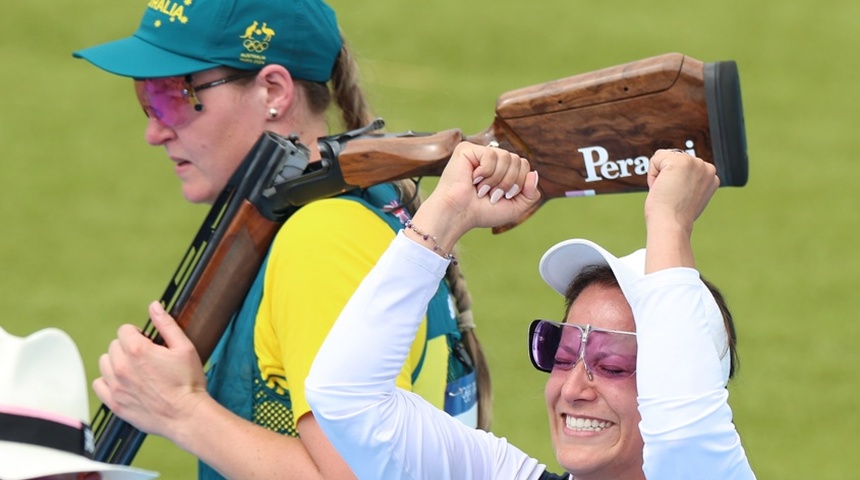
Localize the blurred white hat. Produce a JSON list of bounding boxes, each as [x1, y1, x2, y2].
[[0, 326, 158, 480]]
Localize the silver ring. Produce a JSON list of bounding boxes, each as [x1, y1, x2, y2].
[[668, 148, 686, 154]]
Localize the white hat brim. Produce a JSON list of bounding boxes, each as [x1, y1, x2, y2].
[[0, 441, 158, 480], [538, 238, 645, 300]]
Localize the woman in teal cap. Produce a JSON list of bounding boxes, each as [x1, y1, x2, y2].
[[74, 0, 490, 478]]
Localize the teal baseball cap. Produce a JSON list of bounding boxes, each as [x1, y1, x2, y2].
[[73, 0, 342, 82]]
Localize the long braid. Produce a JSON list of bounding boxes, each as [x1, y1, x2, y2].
[[398, 182, 493, 431], [444, 255, 494, 431], [330, 40, 373, 130], [326, 35, 493, 431]]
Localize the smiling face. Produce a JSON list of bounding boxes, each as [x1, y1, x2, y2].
[[544, 283, 644, 480], [138, 68, 269, 204]]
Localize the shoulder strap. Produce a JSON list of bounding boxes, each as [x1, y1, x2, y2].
[[339, 183, 410, 230]]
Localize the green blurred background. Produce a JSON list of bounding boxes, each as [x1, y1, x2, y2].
[[2, 0, 858, 478]]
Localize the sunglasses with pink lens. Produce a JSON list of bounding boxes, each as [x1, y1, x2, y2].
[[528, 319, 637, 380], [133, 71, 258, 128]]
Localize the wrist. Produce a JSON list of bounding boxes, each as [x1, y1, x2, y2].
[[645, 214, 693, 239], [404, 220, 458, 264], [644, 219, 696, 272], [165, 390, 212, 451], [405, 199, 468, 262]]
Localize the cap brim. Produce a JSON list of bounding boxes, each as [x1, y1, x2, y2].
[[0, 442, 158, 480], [538, 239, 645, 300], [73, 35, 220, 78]]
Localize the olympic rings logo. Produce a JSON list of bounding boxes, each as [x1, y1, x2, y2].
[[243, 39, 269, 53]]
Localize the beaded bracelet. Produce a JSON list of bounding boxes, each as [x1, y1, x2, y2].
[[404, 220, 458, 265]]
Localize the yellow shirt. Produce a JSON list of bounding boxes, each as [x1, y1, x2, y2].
[[253, 197, 450, 426]]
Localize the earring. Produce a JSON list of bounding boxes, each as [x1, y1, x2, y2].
[[268, 107, 278, 119]]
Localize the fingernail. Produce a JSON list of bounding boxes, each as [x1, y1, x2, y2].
[[533, 171, 540, 188], [490, 188, 504, 204], [505, 183, 520, 199], [477, 184, 491, 198], [472, 176, 484, 185]]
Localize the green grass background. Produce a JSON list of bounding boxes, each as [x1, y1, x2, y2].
[[2, 0, 858, 478]]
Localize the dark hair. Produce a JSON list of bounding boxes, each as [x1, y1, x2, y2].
[[701, 276, 739, 378], [562, 264, 739, 379], [562, 265, 620, 318]]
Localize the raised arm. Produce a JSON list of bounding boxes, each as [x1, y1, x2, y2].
[[306, 142, 544, 479], [634, 149, 755, 479], [642, 148, 720, 274]]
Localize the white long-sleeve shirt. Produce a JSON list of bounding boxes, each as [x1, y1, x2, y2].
[[306, 232, 755, 479]]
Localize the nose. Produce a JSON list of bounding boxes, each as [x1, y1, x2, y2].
[[559, 360, 598, 404], [144, 116, 177, 146]]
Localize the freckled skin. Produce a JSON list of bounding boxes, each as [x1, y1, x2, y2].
[[142, 69, 269, 204]]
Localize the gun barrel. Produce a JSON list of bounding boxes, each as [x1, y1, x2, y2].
[[92, 133, 309, 464]]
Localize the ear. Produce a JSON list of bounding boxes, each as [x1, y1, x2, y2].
[[257, 64, 295, 120]]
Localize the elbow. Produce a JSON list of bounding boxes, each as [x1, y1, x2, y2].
[[305, 374, 379, 421], [305, 370, 338, 420], [306, 356, 396, 421], [304, 383, 329, 419]]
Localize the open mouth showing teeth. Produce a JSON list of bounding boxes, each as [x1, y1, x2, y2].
[[565, 416, 612, 432]]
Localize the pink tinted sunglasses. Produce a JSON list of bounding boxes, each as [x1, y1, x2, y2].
[[528, 319, 638, 380], [133, 71, 258, 128]]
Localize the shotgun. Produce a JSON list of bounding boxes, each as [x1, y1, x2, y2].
[[91, 52, 748, 464], [285, 52, 747, 232]]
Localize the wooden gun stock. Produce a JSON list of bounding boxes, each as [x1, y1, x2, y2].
[[296, 52, 747, 232], [170, 202, 279, 359]]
